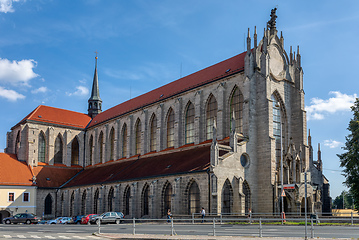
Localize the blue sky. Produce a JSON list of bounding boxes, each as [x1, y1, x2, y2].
[[0, 0, 358, 200]]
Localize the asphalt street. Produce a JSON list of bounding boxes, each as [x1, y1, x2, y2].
[[0, 223, 358, 239]]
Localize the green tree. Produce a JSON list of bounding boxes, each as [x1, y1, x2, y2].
[[333, 190, 354, 209], [338, 98, 359, 211]]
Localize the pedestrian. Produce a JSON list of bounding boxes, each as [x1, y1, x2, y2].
[[201, 207, 205, 223], [248, 208, 252, 224], [167, 209, 172, 223]]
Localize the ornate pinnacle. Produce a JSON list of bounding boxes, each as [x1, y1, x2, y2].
[[267, 8, 277, 35]]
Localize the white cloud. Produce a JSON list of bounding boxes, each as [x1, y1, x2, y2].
[[31, 86, 48, 94], [0, 86, 25, 101], [306, 91, 357, 120], [0, 0, 20, 13], [66, 86, 89, 96], [324, 139, 343, 149], [0, 58, 39, 86]]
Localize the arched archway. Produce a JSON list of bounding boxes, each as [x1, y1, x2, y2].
[[108, 187, 114, 212], [222, 179, 233, 214], [124, 186, 131, 216], [243, 181, 251, 214], [142, 184, 150, 216], [187, 180, 200, 215], [44, 194, 52, 215], [162, 182, 172, 216]]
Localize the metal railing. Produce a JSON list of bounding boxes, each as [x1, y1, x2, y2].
[[96, 213, 359, 238]]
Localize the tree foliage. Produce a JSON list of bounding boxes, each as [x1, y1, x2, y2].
[[333, 190, 354, 209], [337, 98, 359, 211]]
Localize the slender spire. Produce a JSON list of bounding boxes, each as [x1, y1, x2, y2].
[[247, 28, 251, 54], [88, 52, 102, 118]]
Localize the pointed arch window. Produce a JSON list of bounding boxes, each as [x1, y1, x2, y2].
[[142, 185, 150, 216], [222, 180, 232, 214], [135, 119, 141, 155], [206, 95, 218, 140], [70, 192, 75, 217], [81, 191, 87, 215], [15, 131, 20, 156], [89, 135, 94, 165], [167, 108, 175, 148], [94, 189, 99, 214], [163, 183, 172, 216], [124, 186, 131, 216], [71, 137, 79, 165], [54, 135, 63, 164], [109, 128, 115, 161], [188, 181, 200, 214], [108, 187, 114, 212], [243, 181, 251, 214], [150, 115, 157, 152], [122, 124, 128, 158], [44, 194, 52, 215], [185, 102, 195, 144], [230, 87, 243, 133], [38, 132, 46, 163], [98, 131, 104, 163], [272, 95, 284, 176]]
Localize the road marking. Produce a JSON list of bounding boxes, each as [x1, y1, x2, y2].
[[58, 236, 71, 239], [73, 236, 87, 239], [30, 235, 41, 238], [17, 235, 26, 239], [3, 235, 12, 238], [44, 236, 56, 239]]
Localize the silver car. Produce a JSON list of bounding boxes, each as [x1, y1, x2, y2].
[[95, 212, 124, 224]]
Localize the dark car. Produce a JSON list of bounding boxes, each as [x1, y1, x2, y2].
[[94, 212, 124, 224], [70, 215, 85, 224], [4, 213, 39, 224]]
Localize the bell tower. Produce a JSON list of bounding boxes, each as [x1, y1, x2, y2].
[[88, 52, 102, 118]]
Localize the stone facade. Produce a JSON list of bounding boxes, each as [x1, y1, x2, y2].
[[4, 10, 331, 219]]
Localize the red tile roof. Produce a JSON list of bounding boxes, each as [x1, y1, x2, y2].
[[64, 144, 211, 187], [32, 165, 82, 188], [0, 153, 34, 186], [13, 105, 91, 129], [88, 52, 246, 128]]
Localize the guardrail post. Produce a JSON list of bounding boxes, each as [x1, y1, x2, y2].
[[171, 217, 174, 236], [310, 218, 314, 238], [132, 218, 135, 235], [351, 212, 353, 226], [259, 217, 262, 238], [97, 219, 101, 234], [192, 213, 194, 224], [220, 213, 222, 225], [213, 218, 216, 236]]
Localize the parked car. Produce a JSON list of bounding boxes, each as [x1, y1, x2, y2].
[[69, 215, 85, 224], [3, 213, 39, 224], [58, 217, 72, 224], [94, 212, 124, 224], [81, 214, 99, 224], [89, 214, 101, 224], [47, 217, 63, 224]]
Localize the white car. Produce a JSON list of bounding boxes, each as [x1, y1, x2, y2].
[[47, 217, 63, 224]]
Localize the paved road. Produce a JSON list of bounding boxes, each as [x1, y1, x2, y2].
[[0, 223, 358, 239]]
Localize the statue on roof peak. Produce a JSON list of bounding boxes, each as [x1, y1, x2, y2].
[[267, 7, 277, 34]]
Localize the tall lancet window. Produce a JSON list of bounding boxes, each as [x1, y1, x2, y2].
[[166, 108, 175, 148], [54, 135, 63, 164], [122, 124, 128, 158], [272, 95, 283, 177], [135, 119, 141, 155], [230, 87, 243, 133], [98, 132, 104, 163], [38, 132, 46, 163], [150, 115, 157, 152], [89, 135, 93, 165], [206, 94, 217, 140], [71, 137, 79, 165], [109, 128, 115, 161], [185, 102, 195, 144]]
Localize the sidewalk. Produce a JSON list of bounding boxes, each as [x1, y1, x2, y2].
[[95, 233, 354, 240]]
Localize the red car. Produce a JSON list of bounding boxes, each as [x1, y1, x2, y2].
[[81, 214, 98, 224]]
